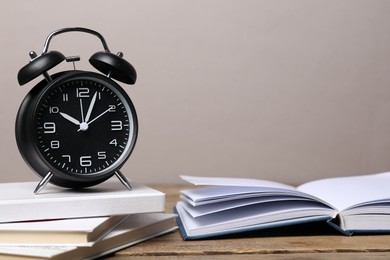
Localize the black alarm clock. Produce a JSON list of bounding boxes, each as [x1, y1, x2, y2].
[[15, 27, 138, 194]]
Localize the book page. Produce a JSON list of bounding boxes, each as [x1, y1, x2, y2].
[[181, 175, 295, 190], [298, 172, 390, 211], [181, 186, 296, 203], [181, 196, 314, 218]]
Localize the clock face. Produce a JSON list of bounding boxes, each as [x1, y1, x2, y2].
[[32, 72, 137, 178]]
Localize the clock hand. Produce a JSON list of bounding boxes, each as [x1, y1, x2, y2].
[[87, 108, 111, 125], [79, 98, 85, 123], [77, 107, 111, 132], [85, 92, 97, 123], [60, 112, 81, 125]]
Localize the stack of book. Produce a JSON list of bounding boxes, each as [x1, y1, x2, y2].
[[175, 173, 390, 240], [0, 180, 177, 259]]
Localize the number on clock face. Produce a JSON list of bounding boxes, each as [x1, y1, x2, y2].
[[34, 78, 135, 175]]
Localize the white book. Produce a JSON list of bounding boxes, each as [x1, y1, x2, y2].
[[0, 213, 178, 260], [0, 180, 165, 223], [175, 172, 390, 239], [0, 215, 128, 245]]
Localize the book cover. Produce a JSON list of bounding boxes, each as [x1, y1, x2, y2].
[[0, 180, 165, 223]]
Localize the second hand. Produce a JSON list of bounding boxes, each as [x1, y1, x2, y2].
[[77, 108, 111, 132]]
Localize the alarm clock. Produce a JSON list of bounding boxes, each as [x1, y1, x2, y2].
[[15, 27, 138, 194]]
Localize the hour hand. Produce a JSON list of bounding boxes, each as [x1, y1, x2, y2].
[[60, 112, 81, 126]]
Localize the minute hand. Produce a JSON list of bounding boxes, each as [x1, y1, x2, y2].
[[85, 92, 97, 123]]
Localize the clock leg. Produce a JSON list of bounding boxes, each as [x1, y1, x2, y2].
[[115, 170, 132, 191], [34, 171, 54, 194]]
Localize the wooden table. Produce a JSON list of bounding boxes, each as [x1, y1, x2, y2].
[[107, 185, 390, 259]]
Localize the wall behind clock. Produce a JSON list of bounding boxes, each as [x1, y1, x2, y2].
[[1, 0, 390, 185]]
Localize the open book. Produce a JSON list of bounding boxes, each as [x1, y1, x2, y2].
[[174, 172, 390, 240]]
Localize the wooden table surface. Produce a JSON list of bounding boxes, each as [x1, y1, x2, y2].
[[106, 185, 390, 259]]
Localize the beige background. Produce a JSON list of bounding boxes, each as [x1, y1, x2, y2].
[[1, 0, 390, 185]]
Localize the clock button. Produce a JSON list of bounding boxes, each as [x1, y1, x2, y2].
[[79, 122, 89, 131]]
